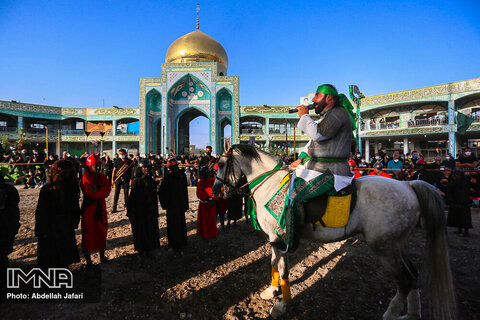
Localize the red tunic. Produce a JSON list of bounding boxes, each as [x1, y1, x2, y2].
[[196, 177, 218, 239], [368, 171, 392, 179], [81, 170, 111, 253], [352, 170, 362, 179]]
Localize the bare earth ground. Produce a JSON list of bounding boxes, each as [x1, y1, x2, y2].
[[2, 187, 480, 320]]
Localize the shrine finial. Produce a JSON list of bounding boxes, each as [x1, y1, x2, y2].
[[196, 3, 200, 30]]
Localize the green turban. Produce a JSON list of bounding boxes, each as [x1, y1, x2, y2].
[[316, 85, 357, 131]]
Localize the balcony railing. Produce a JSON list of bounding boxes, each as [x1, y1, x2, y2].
[[25, 128, 59, 134], [407, 118, 448, 127], [62, 129, 85, 135], [0, 126, 17, 132], [240, 128, 264, 134], [115, 131, 139, 135], [362, 118, 449, 131]]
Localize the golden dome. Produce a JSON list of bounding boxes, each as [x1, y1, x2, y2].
[[165, 30, 228, 72]]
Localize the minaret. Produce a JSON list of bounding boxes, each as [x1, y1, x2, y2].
[[196, 3, 200, 30]]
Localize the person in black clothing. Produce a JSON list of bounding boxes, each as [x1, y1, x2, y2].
[[441, 153, 456, 170], [410, 158, 435, 185], [102, 154, 114, 182], [198, 145, 215, 168], [446, 170, 473, 237], [126, 160, 160, 257], [227, 176, 247, 227], [35, 160, 81, 268], [111, 149, 134, 213], [0, 173, 20, 301], [456, 147, 478, 172], [158, 159, 189, 252]]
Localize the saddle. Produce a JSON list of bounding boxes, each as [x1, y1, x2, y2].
[[303, 181, 356, 228]]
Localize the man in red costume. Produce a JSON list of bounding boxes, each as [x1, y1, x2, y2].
[[81, 153, 112, 266], [196, 166, 218, 238]]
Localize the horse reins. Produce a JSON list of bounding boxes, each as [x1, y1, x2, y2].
[[216, 150, 286, 198]]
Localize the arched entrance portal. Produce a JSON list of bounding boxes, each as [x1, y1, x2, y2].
[[219, 118, 232, 153], [177, 108, 210, 154]]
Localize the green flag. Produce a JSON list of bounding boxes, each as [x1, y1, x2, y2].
[[456, 112, 474, 134]]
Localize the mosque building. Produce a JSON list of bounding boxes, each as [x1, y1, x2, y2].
[[1, 24, 480, 160]]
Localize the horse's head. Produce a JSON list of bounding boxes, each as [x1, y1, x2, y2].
[[212, 144, 260, 198], [212, 149, 241, 198]]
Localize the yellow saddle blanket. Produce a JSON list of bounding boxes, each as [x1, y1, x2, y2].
[[315, 194, 352, 228]]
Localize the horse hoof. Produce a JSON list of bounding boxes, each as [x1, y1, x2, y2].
[[269, 301, 287, 319], [260, 286, 279, 300]]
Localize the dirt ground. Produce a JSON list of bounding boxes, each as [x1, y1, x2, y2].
[[2, 186, 480, 320]]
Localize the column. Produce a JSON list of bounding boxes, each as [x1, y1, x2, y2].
[[447, 100, 456, 156], [403, 137, 409, 154], [410, 140, 415, 153], [265, 118, 270, 150], [448, 132, 455, 156], [365, 138, 370, 161], [112, 119, 117, 155], [17, 116, 23, 130]]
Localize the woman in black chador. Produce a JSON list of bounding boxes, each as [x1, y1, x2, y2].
[[35, 160, 81, 268], [158, 159, 189, 252], [126, 160, 160, 257], [446, 170, 474, 237]]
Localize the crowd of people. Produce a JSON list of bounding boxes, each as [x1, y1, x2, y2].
[[0, 142, 477, 273], [0, 144, 248, 273], [347, 147, 477, 237]]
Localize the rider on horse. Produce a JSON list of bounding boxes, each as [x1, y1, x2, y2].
[[291, 84, 357, 198]]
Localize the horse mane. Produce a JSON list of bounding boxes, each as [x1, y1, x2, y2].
[[230, 144, 261, 161]]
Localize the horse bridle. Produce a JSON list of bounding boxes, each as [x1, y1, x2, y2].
[[215, 149, 287, 197], [215, 150, 246, 196]]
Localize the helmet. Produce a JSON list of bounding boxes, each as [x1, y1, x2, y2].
[[374, 162, 384, 170], [86, 153, 102, 166]]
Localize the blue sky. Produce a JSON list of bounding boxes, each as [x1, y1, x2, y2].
[[1, 0, 479, 147]]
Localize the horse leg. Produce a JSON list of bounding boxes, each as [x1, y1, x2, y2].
[[269, 248, 290, 319], [378, 250, 418, 320], [260, 247, 280, 300], [398, 253, 421, 320]]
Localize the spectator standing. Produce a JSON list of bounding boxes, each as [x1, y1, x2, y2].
[[456, 147, 478, 172], [227, 176, 247, 227], [35, 160, 81, 268], [410, 159, 435, 185], [158, 159, 189, 251], [111, 149, 134, 213], [0, 173, 20, 301], [196, 166, 217, 239], [446, 170, 473, 237], [369, 163, 392, 178], [127, 160, 161, 256], [441, 153, 456, 170]]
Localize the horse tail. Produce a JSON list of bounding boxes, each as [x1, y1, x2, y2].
[[408, 180, 456, 320]]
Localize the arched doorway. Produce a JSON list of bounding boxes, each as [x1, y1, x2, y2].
[[177, 108, 210, 154], [219, 118, 231, 153]]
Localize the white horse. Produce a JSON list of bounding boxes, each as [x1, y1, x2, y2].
[[212, 144, 456, 320]]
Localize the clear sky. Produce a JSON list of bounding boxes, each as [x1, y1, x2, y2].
[[1, 0, 479, 147]]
